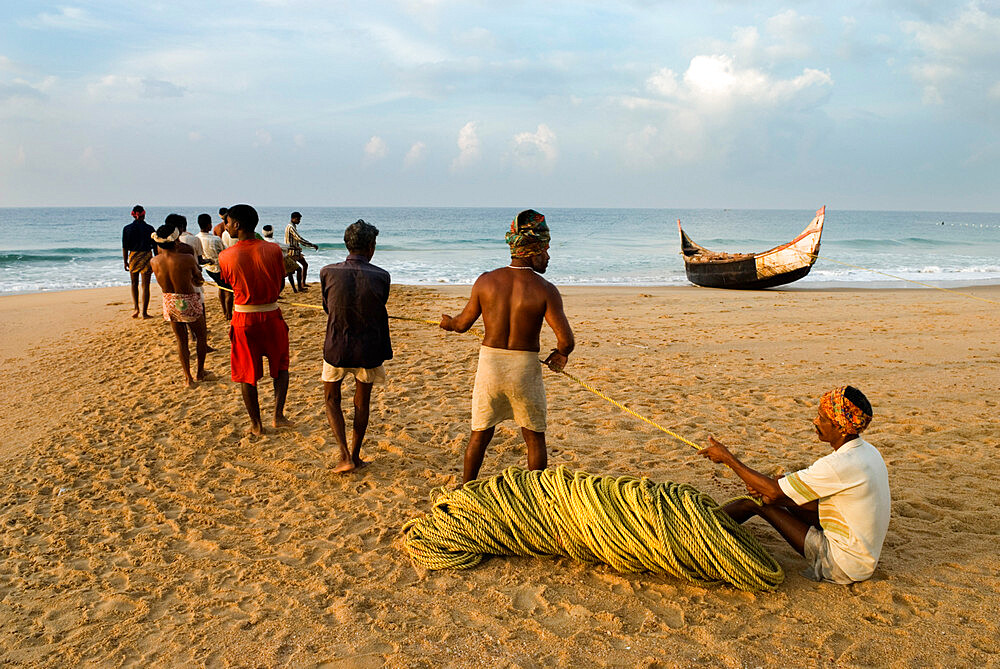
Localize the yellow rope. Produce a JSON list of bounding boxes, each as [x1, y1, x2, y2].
[[207, 281, 697, 449], [401, 465, 784, 591]]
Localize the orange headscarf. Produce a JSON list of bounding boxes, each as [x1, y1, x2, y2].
[[820, 386, 872, 434]]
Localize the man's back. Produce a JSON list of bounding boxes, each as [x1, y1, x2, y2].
[[219, 239, 284, 306], [320, 256, 392, 368], [476, 267, 555, 352], [151, 250, 199, 294], [123, 220, 155, 253]]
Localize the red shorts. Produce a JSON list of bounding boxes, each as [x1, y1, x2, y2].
[[229, 311, 290, 384]]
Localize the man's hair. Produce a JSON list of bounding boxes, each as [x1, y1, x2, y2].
[[843, 386, 873, 416], [153, 223, 176, 250], [219, 207, 228, 216], [226, 204, 259, 233], [290, 211, 301, 220], [262, 224, 273, 232], [165, 213, 187, 232], [132, 205, 144, 214], [198, 213, 212, 231], [344, 219, 378, 252]]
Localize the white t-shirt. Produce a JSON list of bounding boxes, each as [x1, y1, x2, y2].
[[221, 230, 238, 248], [779, 438, 891, 581], [197, 231, 225, 273], [179, 231, 202, 258]]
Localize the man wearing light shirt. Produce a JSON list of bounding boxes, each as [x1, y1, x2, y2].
[[699, 386, 890, 584], [196, 213, 231, 320]]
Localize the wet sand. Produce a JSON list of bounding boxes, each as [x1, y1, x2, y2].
[[1, 283, 999, 666]]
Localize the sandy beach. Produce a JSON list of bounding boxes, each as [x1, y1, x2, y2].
[[1, 282, 999, 667]]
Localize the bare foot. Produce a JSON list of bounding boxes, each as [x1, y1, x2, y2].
[[142, 313, 153, 320], [206, 344, 217, 353], [352, 457, 369, 469], [186, 377, 197, 388], [249, 422, 265, 437], [273, 415, 294, 428], [131, 309, 139, 319], [197, 370, 211, 381], [332, 459, 356, 473]]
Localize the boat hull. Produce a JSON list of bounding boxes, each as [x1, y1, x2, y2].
[[679, 207, 825, 290]]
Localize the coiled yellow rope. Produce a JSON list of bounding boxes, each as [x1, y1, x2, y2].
[[402, 466, 784, 592]]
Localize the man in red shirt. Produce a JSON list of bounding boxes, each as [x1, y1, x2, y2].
[[218, 204, 292, 435]]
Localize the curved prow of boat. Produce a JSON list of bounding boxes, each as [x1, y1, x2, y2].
[[678, 206, 825, 289]]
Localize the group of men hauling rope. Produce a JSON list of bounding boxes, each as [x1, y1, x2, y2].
[[130, 203, 891, 587]]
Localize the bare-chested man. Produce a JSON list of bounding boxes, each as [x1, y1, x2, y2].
[[440, 209, 574, 482], [150, 223, 208, 387]]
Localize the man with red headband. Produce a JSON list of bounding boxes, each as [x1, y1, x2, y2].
[[122, 205, 156, 319], [440, 209, 575, 483], [699, 386, 890, 584]]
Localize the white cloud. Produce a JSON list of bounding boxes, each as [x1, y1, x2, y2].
[[364, 135, 388, 164], [293, 133, 306, 147], [404, 141, 426, 168], [254, 129, 272, 147], [29, 6, 108, 32], [451, 121, 480, 171], [188, 131, 203, 142], [15, 145, 26, 167], [79, 146, 99, 171], [646, 67, 678, 97], [644, 54, 832, 111], [510, 124, 557, 172], [903, 4, 1000, 107]]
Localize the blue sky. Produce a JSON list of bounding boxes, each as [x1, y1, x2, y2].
[[0, 1, 998, 210]]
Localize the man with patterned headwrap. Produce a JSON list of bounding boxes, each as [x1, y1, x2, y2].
[[699, 386, 890, 584], [440, 209, 575, 483]]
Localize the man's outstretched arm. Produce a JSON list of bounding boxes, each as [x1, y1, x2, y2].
[[699, 436, 788, 503], [440, 278, 484, 333]]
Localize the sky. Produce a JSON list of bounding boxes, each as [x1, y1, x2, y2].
[[0, 1, 998, 210]]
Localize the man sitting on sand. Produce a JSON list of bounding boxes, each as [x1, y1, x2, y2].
[[440, 209, 575, 483], [699, 386, 890, 584], [149, 223, 208, 387], [319, 220, 392, 473], [218, 204, 292, 436], [122, 205, 156, 319]]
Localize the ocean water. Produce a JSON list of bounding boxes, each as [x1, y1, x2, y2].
[[1, 206, 998, 294]]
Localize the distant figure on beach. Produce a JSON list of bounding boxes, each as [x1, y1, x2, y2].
[[440, 209, 575, 482], [319, 219, 392, 473], [699, 386, 890, 584], [213, 207, 228, 238], [122, 205, 157, 319], [149, 223, 208, 386], [218, 204, 292, 436], [196, 213, 231, 320], [262, 225, 300, 293], [285, 211, 319, 291]]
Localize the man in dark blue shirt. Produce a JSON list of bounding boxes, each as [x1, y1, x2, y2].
[[319, 219, 392, 473], [121, 205, 157, 318]]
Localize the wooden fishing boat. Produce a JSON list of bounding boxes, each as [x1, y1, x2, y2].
[[678, 206, 825, 289]]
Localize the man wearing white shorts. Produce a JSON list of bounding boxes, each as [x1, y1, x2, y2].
[[319, 219, 392, 473], [699, 386, 891, 584], [440, 210, 575, 483]]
